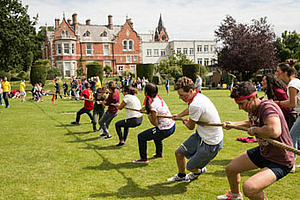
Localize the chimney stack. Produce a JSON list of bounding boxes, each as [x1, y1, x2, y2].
[[108, 15, 113, 30], [72, 13, 78, 25], [67, 19, 71, 25], [86, 19, 91, 25], [55, 18, 60, 29]]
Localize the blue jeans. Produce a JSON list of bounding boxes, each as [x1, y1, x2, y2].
[[3, 92, 9, 107], [99, 111, 118, 135], [0, 93, 3, 105], [115, 117, 143, 142], [137, 124, 175, 159], [290, 116, 300, 158]]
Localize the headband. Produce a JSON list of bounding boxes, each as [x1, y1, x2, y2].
[[234, 91, 257, 102]]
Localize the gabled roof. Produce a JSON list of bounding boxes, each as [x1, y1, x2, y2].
[[78, 25, 123, 43]]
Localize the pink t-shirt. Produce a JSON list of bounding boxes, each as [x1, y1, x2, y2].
[[248, 100, 294, 167]]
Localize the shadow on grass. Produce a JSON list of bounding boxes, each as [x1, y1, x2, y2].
[[80, 144, 119, 150], [66, 136, 100, 143], [33, 102, 184, 199], [209, 159, 232, 166], [208, 169, 258, 178], [90, 174, 188, 199], [64, 130, 94, 135]]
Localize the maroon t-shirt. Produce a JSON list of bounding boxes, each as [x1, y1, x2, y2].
[[248, 100, 294, 167], [273, 86, 292, 117], [105, 89, 119, 114]]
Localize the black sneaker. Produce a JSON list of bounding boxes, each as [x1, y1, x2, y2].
[[116, 142, 125, 147], [103, 135, 112, 139], [71, 121, 79, 125], [99, 133, 107, 137]]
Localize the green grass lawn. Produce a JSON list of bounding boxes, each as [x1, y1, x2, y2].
[[0, 83, 299, 200]]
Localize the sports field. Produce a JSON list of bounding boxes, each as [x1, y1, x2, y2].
[[0, 83, 298, 199]]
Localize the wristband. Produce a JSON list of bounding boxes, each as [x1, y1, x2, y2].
[[250, 127, 254, 134]]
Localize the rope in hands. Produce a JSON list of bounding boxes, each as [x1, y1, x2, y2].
[[122, 106, 300, 155]]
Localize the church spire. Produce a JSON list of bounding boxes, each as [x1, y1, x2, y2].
[[154, 14, 169, 42], [157, 13, 164, 34]]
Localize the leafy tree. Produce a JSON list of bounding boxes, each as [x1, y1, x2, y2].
[[275, 30, 300, 62], [215, 15, 277, 80], [157, 53, 193, 80], [0, 0, 38, 72]]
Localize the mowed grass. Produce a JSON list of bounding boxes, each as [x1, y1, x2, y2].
[[0, 83, 299, 200]]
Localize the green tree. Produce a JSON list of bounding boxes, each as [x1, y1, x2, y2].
[[0, 0, 38, 72], [275, 31, 300, 62], [157, 53, 193, 80]]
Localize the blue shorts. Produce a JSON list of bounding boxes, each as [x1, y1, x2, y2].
[[177, 132, 223, 170], [247, 146, 292, 180]]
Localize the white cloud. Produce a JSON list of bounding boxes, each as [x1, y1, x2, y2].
[[23, 0, 300, 39]]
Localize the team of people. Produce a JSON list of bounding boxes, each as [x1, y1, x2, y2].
[[1, 58, 299, 200]]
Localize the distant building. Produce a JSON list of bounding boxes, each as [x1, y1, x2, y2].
[[42, 14, 141, 78], [140, 15, 217, 66]]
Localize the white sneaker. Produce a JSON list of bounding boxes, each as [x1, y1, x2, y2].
[[290, 165, 296, 173], [217, 191, 243, 200], [167, 174, 190, 182], [186, 167, 207, 181]]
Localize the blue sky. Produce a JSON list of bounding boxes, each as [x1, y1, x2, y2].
[[23, 0, 300, 40]]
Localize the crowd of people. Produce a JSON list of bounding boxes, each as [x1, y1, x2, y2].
[[2, 59, 300, 200]]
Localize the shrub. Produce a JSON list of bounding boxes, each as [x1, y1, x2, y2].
[[30, 59, 49, 86], [182, 64, 200, 82], [0, 71, 11, 80], [137, 64, 154, 82], [86, 62, 103, 83], [47, 68, 62, 80]]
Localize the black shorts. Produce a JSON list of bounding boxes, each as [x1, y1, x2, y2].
[[247, 146, 292, 180]]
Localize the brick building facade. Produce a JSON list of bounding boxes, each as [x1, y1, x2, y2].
[[42, 14, 141, 78]]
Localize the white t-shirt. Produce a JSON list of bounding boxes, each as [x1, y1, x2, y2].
[[189, 93, 223, 145], [287, 78, 300, 113], [123, 94, 143, 118], [151, 96, 175, 130]]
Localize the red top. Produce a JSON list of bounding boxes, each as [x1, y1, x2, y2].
[[273, 86, 291, 117], [82, 89, 94, 110], [249, 100, 294, 167], [105, 89, 119, 114]]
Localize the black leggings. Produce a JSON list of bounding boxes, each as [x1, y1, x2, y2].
[[115, 117, 143, 142]]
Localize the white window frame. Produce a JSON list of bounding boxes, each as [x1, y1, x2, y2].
[[86, 44, 92, 55], [211, 45, 215, 52], [128, 40, 133, 51], [126, 55, 131, 63], [189, 48, 194, 55], [133, 55, 138, 61], [117, 65, 124, 72], [57, 44, 62, 55], [204, 58, 209, 66], [161, 49, 166, 56], [177, 48, 181, 54], [197, 58, 202, 65], [183, 48, 188, 55], [64, 43, 70, 55], [197, 45, 202, 53], [146, 49, 152, 56], [153, 49, 159, 56], [123, 40, 127, 51], [71, 43, 75, 54], [104, 61, 111, 67], [204, 45, 209, 52], [103, 44, 110, 56], [130, 65, 136, 72]]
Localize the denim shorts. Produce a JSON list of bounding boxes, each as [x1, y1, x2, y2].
[[247, 146, 292, 180], [177, 132, 223, 170]]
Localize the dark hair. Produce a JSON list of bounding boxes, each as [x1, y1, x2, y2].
[[264, 74, 286, 100], [108, 81, 116, 92], [123, 86, 137, 95], [230, 81, 256, 99], [278, 59, 298, 77], [145, 83, 158, 113], [174, 76, 196, 92], [96, 88, 103, 93], [85, 82, 90, 89]]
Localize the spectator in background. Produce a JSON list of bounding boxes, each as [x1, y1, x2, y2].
[[165, 77, 170, 96], [54, 79, 62, 100], [228, 71, 236, 92], [261, 74, 295, 130], [1, 77, 11, 108], [0, 78, 3, 106], [20, 80, 26, 102], [95, 76, 102, 90], [63, 81, 69, 98], [195, 73, 202, 93], [89, 77, 96, 92]]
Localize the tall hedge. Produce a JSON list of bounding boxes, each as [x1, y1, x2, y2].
[[86, 62, 103, 83], [137, 64, 154, 82], [30, 59, 49, 86], [182, 64, 200, 82]]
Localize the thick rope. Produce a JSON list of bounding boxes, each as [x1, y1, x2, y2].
[[123, 106, 300, 156]]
